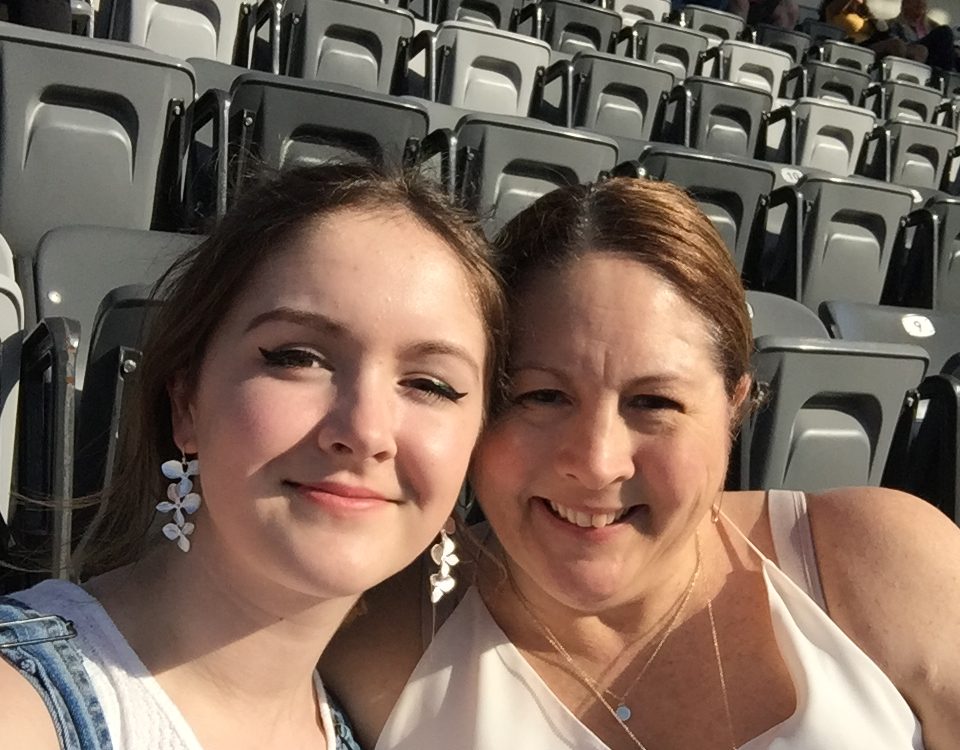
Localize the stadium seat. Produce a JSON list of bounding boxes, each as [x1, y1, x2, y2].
[[793, 60, 871, 105], [104, 0, 247, 63], [33, 227, 200, 387], [660, 77, 772, 159], [820, 301, 960, 374], [186, 73, 430, 220], [752, 24, 812, 65], [0, 23, 194, 312], [698, 40, 793, 97], [790, 98, 876, 175], [746, 290, 828, 338], [428, 22, 551, 115], [798, 18, 845, 42], [810, 39, 874, 72], [753, 173, 916, 309], [516, 0, 621, 55], [531, 52, 673, 157], [863, 79, 945, 123], [679, 4, 744, 41], [435, 0, 519, 28], [882, 119, 957, 191], [875, 54, 932, 86], [882, 193, 960, 312], [611, 0, 670, 25], [740, 336, 928, 490], [281, 0, 415, 93], [883, 371, 960, 525], [630, 20, 712, 80], [443, 114, 619, 234], [617, 147, 776, 271]]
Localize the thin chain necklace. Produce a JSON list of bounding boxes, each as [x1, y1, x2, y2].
[[507, 531, 735, 750]]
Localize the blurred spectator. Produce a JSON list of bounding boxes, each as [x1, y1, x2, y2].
[[887, 0, 958, 69], [821, 0, 927, 61], [741, 0, 800, 28], [6, 0, 72, 32]]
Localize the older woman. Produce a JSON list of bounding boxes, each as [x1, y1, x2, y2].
[[326, 177, 960, 750]]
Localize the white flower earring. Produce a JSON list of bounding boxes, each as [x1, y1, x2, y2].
[[157, 454, 201, 552], [429, 518, 460, 604]]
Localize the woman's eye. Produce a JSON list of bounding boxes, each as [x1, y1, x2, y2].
[[404, 377, 467, 403], [631, 394, 683, 412], [513, 389, 568, 406], [259, 347, 327, 369]]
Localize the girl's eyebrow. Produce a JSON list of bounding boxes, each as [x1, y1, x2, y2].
[[246, 307, 482, 379], [244, 307, 346, 336]]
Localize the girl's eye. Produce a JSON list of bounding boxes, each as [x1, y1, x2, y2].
[[403, 377, 467, 403], [631, 394, 683, 412], [259, 347, 327, 369], [513, 389, 568, 406]]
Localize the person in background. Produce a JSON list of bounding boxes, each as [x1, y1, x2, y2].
[[887, 0, 958, 70], [822, 0, 929, 60]]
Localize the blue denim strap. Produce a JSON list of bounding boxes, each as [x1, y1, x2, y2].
[[0, 596, 114, 750]]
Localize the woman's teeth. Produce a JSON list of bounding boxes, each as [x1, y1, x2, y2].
[[547, 500, 627, 528]]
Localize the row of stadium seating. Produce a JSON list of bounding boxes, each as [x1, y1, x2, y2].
[[0, 5, 957, 588]]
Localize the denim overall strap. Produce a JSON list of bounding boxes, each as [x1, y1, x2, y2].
[[0, 596, 114, 750]]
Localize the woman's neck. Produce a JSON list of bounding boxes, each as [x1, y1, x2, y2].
[[87, 543, 356, 732]]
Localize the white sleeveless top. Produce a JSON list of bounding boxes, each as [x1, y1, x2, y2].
[[14, 579, 339, 750], [376, 490, 925, 750]]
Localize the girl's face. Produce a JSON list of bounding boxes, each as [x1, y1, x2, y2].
[[171, 209, 488, 600], [471, 254, 737, 612]]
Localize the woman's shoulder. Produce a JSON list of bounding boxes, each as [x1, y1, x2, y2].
[[805, 487, 960, 741], [0, 655, 60, 749]]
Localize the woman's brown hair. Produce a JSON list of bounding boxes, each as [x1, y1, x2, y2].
[[76, 162, 507, 578]]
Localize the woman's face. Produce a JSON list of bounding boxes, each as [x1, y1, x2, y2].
[[172, 209, 488, 600], [471, 253, 737, 612]]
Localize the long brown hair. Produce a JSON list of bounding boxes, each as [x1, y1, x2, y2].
[[76, 162, 507, 578]]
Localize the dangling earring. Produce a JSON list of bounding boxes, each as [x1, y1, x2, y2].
[[711, 493, 724, 524], [429, 518, 460, 604], [157, 453, 201, 552]]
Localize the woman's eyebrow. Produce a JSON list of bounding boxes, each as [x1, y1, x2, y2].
[[404, 341, 482, 380], [244, 307, 346, 335]]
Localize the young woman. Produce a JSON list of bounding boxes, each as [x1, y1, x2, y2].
[[0, 162, 506, 750], [326, 177, 960, 750]]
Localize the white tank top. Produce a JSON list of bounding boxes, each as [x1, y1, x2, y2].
[[14, 579, 339, 750], [376, 490, 925, 750]]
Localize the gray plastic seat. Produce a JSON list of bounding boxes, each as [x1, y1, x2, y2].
[[699, 40, 793, 98], [813, 39, 875, 72], [0, 23, 195, 313], [631, 20, 711, 80], [746, 290, 828, 339], [877, 55, 932, 86], [105, 0, 246, 62], [281, 0, 414, 92], [884, 119, 957, 191], [532, 51, 673, 154], [680, 5, 744, 41], [820, 301, 960, 375], [798, 18, 845, 42], [792, 98, 876, 175], [882, 194, 960, 313], [755, 174, 916, 310], [611, 0, 669, 25], [529, 0, 622, 55], [798, 60, 871, 105], [864, 79, 944, 123], [662, 77, 772, 159], [434, 0, 519, 28], [740, 336, 928, 490], [753, 24, 812, 65], [432, 22, 551, 115], [34, 227, 201, 389], [187, 73, 430, 220], [624, 146, 776, 271], [452, 114, 619, 234]]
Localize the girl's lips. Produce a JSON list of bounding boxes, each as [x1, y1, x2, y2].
[[284, 481, 395, 513]]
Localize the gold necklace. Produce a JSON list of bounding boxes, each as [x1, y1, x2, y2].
[[507, 531, 735, 750]]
